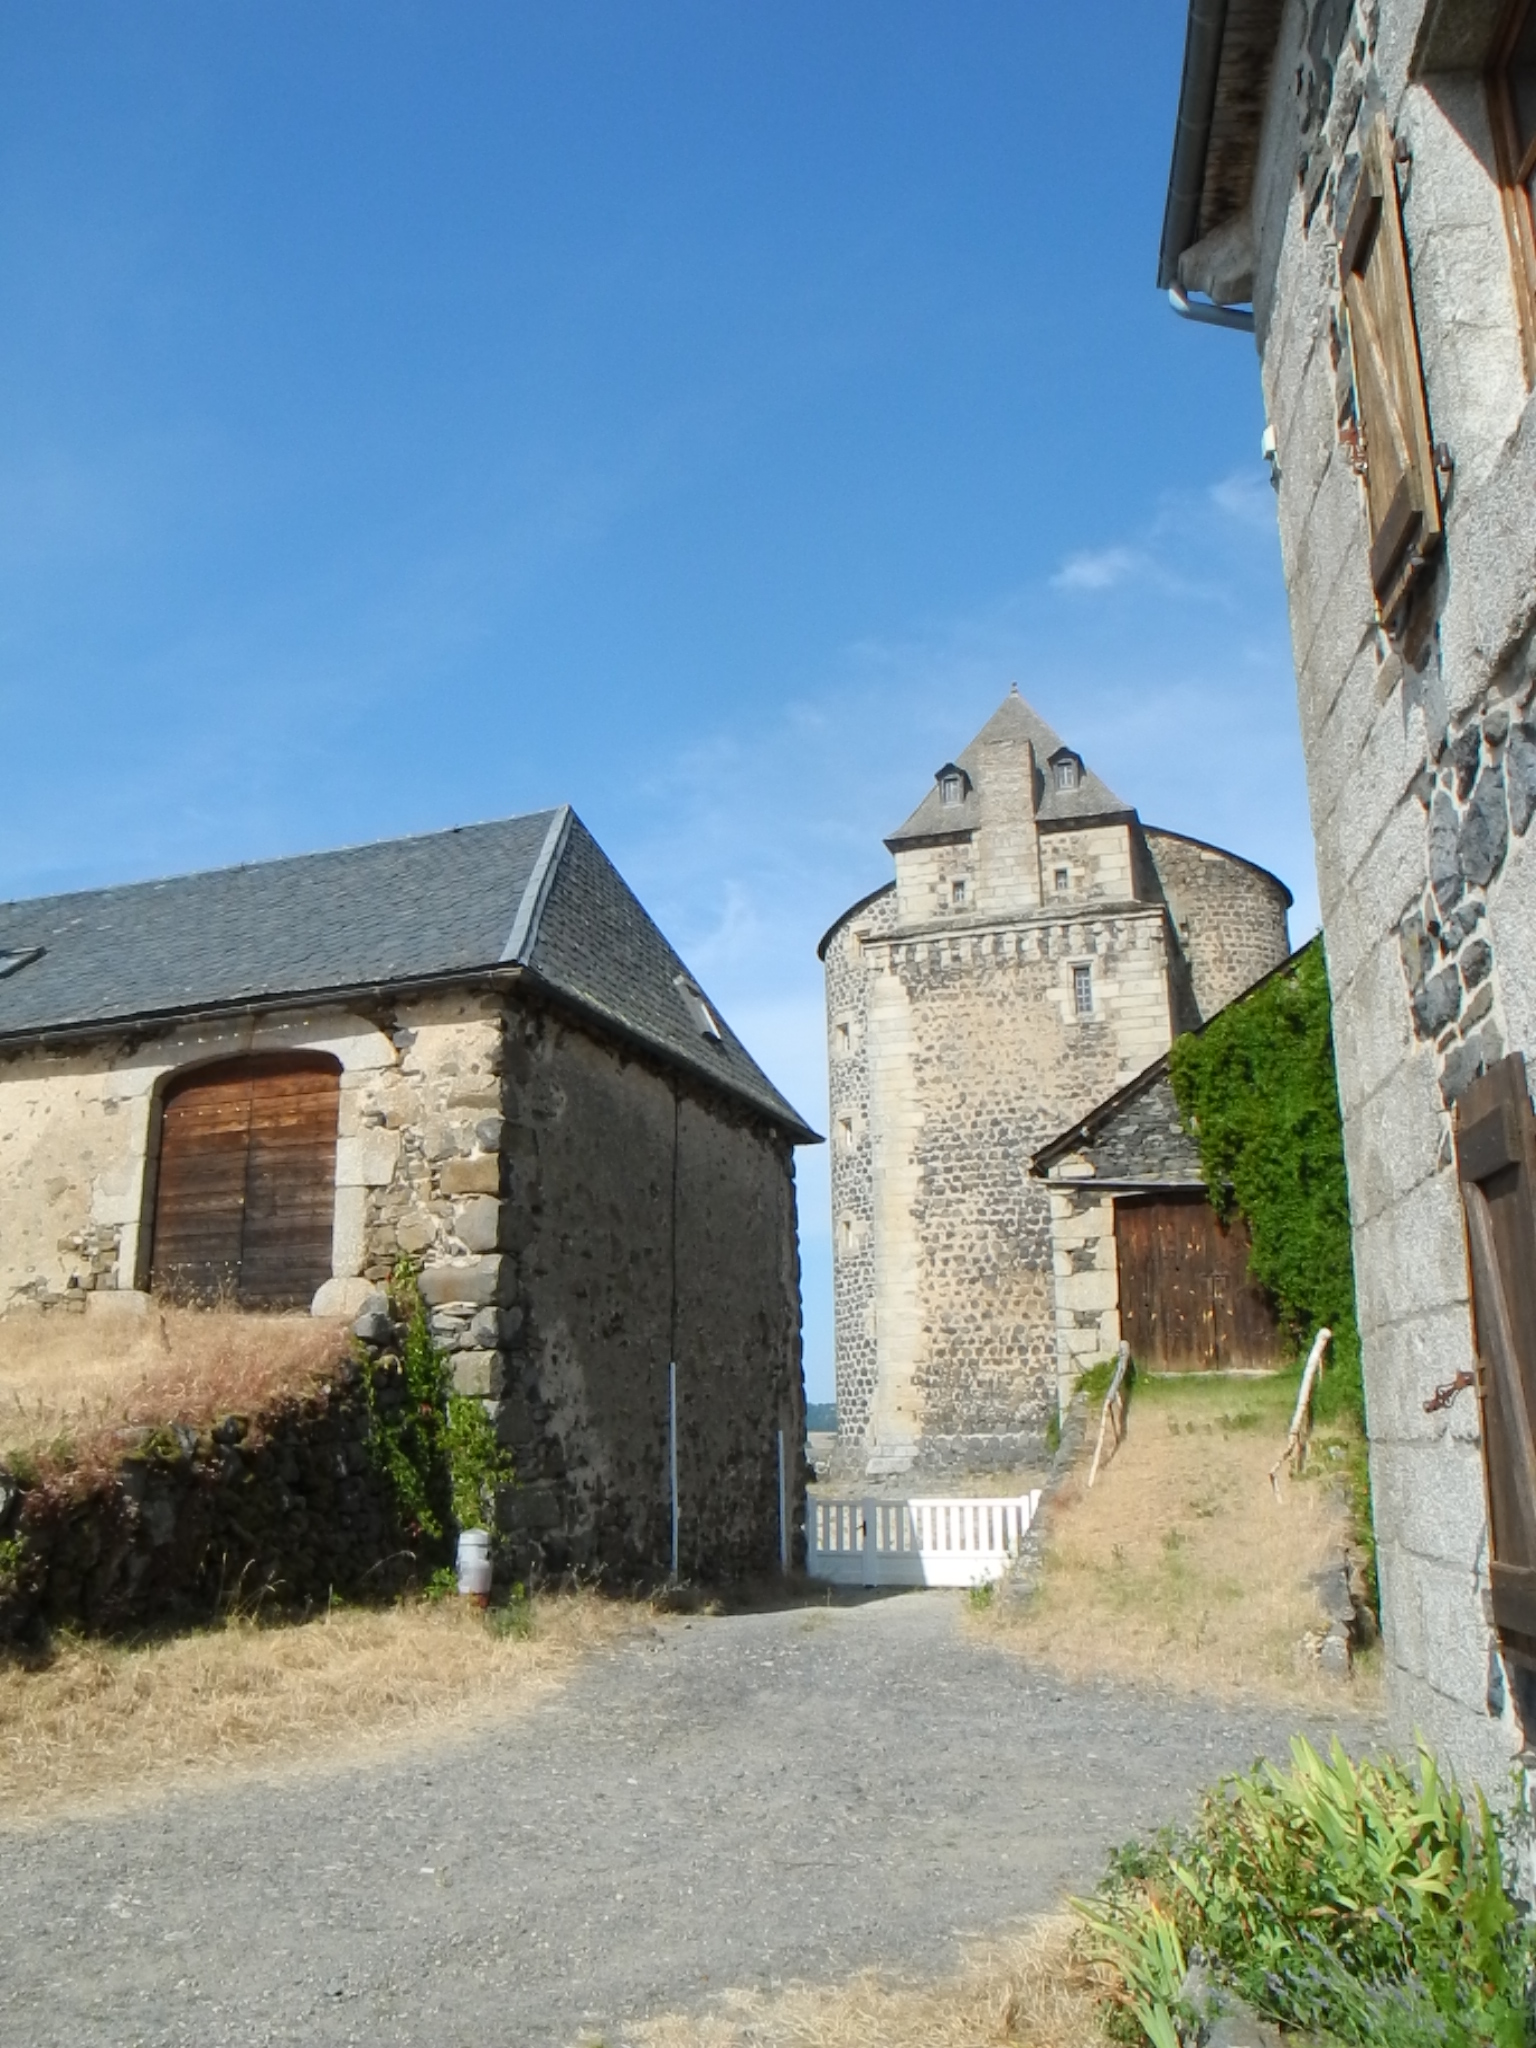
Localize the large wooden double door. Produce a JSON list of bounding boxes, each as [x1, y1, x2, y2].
[[1114, 1191, 1281, 1372], [149, 1054, 341, 1309]]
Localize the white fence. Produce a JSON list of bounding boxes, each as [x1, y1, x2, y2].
[[806, 1492, 1041, 1588]]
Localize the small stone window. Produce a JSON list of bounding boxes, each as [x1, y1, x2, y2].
[[1053, 755, 1080, 791], [1073, 964, 1094, 1016], [834, 1020, 851, 1056], [951, 878, 967, 907], [674, 975, 723, 1042], [1054, 867, 1070, 895], [837, 1116, 855, 1152], [840, 1217, 855, 1253]]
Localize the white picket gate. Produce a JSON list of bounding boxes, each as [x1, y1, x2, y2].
[[806, 1491, 1041, 1588]]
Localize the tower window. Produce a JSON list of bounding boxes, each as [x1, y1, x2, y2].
[[837, 1116, 855, 1151], [951, 878, 967, 907], [940, 773, 963, 806], [1053, 756, 1080, 791], [835, 1021, 851, 1055], [1054, 867, 1070, 895], [1073, 964, 1094, 1016]]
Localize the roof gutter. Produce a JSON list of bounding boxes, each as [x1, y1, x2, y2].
[[1156, 0, 1232, 292]]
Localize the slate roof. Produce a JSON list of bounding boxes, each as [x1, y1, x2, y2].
[[1030, 1054, 1204, 1188], [0, 808, 817, 1142], [886, 688, 1131, 848]]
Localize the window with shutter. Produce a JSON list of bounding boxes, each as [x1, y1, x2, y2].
[[1490, 0, 1536, 381], [1455, 1054, 1536, 1656], [149, 1053, 342, 1309], [1339, 114, 1443, 627]]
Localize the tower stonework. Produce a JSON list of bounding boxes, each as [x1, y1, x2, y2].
[[820, 689, 1291, 1477]]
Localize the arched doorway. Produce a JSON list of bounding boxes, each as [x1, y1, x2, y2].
[[149, 1053, 342, 1309]]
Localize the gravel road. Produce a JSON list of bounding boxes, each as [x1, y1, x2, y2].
[[0, 1591, 1378, 2047]]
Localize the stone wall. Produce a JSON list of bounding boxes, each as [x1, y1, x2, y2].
[[0, 1353, 413, 1642], [828, 884, 1182, 1471], [824, 886, 896, 1450], [1143, 830, 1294, 1022], [485, 1001, 805, 1581], [1250, 0, 1536, 1784]]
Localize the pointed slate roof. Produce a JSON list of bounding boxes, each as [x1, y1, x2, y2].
[[886, 688, 1130, 847], [0, 809, 816, 1142]]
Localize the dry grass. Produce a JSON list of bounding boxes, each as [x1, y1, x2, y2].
[[982, 1371, 1378, 1705], [0, 1304, 349, 1476], [625, 1916, 1111, 2048], [0, 1587, 630, 1826]]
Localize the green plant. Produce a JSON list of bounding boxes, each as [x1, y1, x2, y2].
[[362, 1260, 514, 1556], [422, 1565, 459, 1602], [1168, 940, 1361, 1433], [1075, 1737, 1535, 2048], [444, 1388, 513, 1532], [0, 1530, 32, 1596], [966, 1578, 995, 1613], [1044, 1405, 1062, 1455], [488, 1581, 534, 1639]]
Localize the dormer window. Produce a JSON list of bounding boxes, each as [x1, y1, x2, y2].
[[1052, 753, 1081, 792], [0, 946, 43, 980], [935, 764, 969, 807], [673, 975, 723, 1042]]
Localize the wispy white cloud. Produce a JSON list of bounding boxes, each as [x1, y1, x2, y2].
[[1050, 544, 1147, 592]]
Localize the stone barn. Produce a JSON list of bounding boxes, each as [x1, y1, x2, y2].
[[0, 806, 817, 1580], [819, 687, 1291, 1479]]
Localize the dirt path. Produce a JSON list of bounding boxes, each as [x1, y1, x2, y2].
[[0, 1591, 1378, 2047]]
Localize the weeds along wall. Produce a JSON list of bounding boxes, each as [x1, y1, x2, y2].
[[1168, 941, 1361, 1426]]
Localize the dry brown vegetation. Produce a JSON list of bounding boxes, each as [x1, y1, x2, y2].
[[625, 1917, 1111, 2048], [0, 1304, 349, 1478], [981, 1370, 1376, 1704], [0, 1588, 630, 1826]]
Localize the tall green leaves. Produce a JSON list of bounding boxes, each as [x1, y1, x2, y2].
[[1075, 1737, 1534, 2048], [1168, 939, 1361, 1424]]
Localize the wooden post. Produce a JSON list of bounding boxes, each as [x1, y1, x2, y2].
[[1087, 1341, 1132, 1489], [1270, 1326, 1332, 1493]]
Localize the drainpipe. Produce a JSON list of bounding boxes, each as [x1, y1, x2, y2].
[[1168, 283, 1256, 333]]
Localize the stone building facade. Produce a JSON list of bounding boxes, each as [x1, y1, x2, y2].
[[1159, 0, 1536, 1785], [819, 690, 1291, 1476], [0, 809, 816, 1581]]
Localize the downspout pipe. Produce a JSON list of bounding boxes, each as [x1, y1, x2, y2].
[[1156, 0, 1232, 292], [1168, 283, 1255, 332]]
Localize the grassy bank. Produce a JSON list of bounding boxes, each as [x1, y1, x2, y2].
[[980, 1367, 1374, 1703]]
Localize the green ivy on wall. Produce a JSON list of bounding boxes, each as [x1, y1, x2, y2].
[[1167, 939, 1362, 1428], [362, 1259, 515, 1556]]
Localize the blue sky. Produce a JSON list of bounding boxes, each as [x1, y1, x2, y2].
[[0, 3, 1315, 1400]]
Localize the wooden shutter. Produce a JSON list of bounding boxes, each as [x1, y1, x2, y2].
[[150, 1054, 341, 1310], [1455, 1054, 1536, 1646], [1340, 114, 1443, 625]]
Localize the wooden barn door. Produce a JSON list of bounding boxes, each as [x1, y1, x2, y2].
[[150, 1054, 342, 1309], [1115, 1191, 1281, 1371]]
